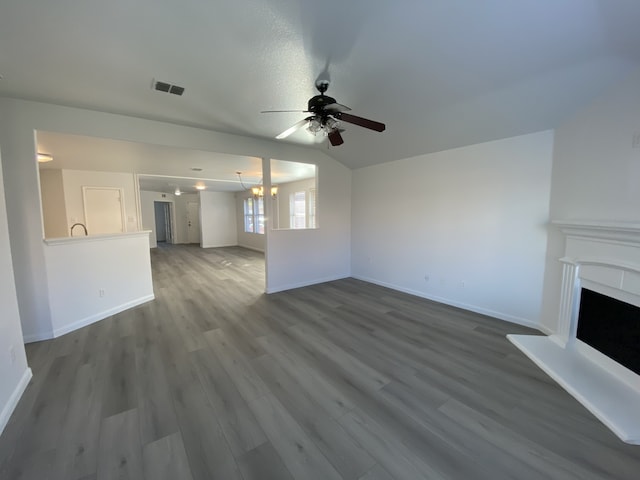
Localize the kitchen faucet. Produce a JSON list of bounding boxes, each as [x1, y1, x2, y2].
[[70, 223, 88, 236]]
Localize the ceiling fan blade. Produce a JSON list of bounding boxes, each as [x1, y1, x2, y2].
[[328, 129, 344, 146], [261, 110, 308, 113], [275, 117, 312, 139], [324, 103, 351, 113], [337, 112, 386, 132]]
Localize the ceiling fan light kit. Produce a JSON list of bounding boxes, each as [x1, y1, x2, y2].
[[264, 79, 385, 146]]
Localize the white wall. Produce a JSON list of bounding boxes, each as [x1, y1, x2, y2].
[[0, 100, 54, 340], [266, 156, 352, 292], [0, 147, 31, 435], [540, 68, 640, 334], [41, 232, 153, 340], [0, 98, 350, 338], [61, 169, 139, 234], [39, 168, 68, 238], [352, 130, 554, 327], [235, 191, 265, 252], [140, 190, 176, 248], [199, 191, 237, 248]]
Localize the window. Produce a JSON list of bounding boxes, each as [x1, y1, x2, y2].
[[290, 191, 306, 229], [244, 197, 254, 233], [287, 190, 316, 229], [270, 159, 318, 230], [243, 196, 265, 234], [308, 188, 316, 229], [256, 196, 265, 234]]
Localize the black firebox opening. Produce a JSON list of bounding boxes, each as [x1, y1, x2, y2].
[[576, 288, 640, 376]]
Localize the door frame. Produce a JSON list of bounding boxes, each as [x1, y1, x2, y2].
[[153, 200, 175, 244]]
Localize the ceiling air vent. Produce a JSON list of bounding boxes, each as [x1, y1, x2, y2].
[[169, 85, 185, 96], [152, 79, 185, 96]]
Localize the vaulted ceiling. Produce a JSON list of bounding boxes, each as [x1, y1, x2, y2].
[[2, 1, 640, 169]]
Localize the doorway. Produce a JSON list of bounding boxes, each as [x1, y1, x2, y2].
[[153, 201, 174, 244], [186, 201, 200, 245]]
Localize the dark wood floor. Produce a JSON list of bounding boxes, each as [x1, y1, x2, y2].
[[1, 244, 640, 479]]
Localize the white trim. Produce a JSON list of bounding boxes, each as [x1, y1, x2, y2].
[[23, 331, 55, 343], [352, 275, 541, 330], [552, 220, 640, 244], [53, 294, 155, 338], [0, 368, 33, 435], [44, 230, 152, 245], [560, 255, 640, 276], [200, 243, 239, 249], [23, 294, 154, 342], [538, 323, 555, 336], [266, 274, 350, 294], [237, 244, 265, 253], [133, 173, 143, 233]]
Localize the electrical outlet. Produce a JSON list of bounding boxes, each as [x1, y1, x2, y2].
[[633, 132, 640, 149], [460, 281, 465, 288], [424, 275, 429, 282], [99, 289, 105, 297], [9, 345, 16, 364]]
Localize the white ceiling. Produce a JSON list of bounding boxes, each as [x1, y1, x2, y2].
[[3, 1, 640, 169]]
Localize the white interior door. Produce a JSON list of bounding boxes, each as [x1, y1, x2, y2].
[[83, 187, 125, 235], [186, 201, 200, 244]]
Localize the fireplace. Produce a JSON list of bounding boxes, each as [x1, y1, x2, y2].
[[577, 288, 640, 377], [508, 220, 640, 444]]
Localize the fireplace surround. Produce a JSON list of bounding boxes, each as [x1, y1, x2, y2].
[[577, 287, 640, 376], [508, 220, 640, 444]]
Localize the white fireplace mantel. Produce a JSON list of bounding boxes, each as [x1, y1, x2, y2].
[[552, 220, 640, 243], [509, 220, 640, 445]]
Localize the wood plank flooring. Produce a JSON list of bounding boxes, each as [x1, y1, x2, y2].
[[2, 243, 640, 479]]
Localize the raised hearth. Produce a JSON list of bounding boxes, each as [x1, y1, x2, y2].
[[509, 220, 640, 444]]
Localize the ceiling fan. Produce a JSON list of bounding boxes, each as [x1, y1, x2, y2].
[[261, 80, 385, 146]]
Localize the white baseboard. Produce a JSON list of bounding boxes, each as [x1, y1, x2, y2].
[[23, 294, 155, 343], [52, 294, 155, 338], [266, 274, 351, 294], [237, 244, 265, 253], [23, 331, 55, 343], [0, 367, 32, 435], [538, 324, 555, 336], [351, 274, 542, 331]]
